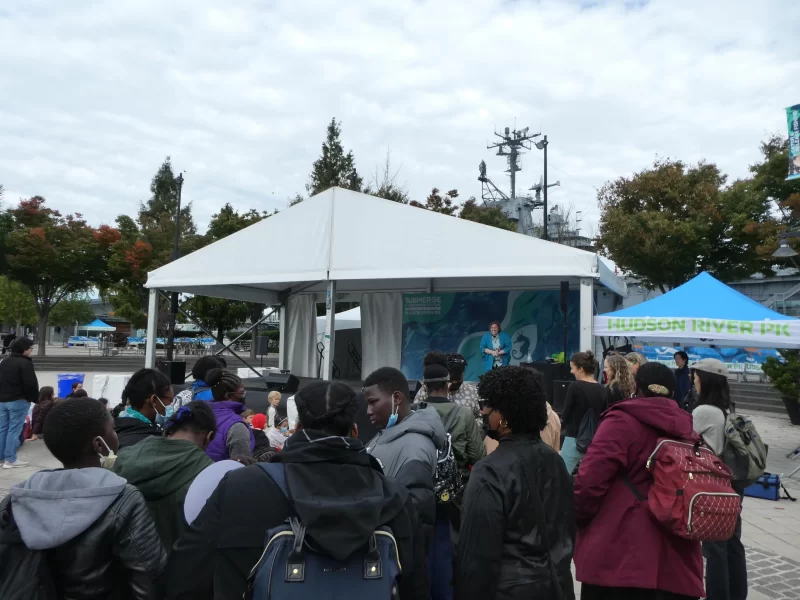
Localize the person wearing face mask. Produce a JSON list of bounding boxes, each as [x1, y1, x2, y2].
[[165, 381, 430, 600], [0, 398, 166, 598], [111, 401, 216, 550], [114, 368, 175, 449], [456, 366, 575, 600], [363, 367, 445, 561], [204, 369, 255, 462]]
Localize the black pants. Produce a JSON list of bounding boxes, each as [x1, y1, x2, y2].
[[581, 585, 697, 600], [702, 516, 747, 600]]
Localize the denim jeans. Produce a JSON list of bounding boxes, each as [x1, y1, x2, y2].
[[703, 515, 747, 600], [560, 436, 584, 475], [0, 400, 30, 462]]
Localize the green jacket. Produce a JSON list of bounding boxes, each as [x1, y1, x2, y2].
[[424, 396, 486, 476], [112, 436, 213, 550]]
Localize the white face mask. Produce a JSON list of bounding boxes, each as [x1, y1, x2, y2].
[[96, 436, 117, 469]]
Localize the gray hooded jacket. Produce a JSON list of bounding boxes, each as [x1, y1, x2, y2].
[[366, 407, 445, 539], [5, 468, 165, 599]]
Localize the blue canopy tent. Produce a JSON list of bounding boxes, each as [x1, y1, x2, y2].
[[78, 319, 116, 333], [594, 272, 800, 349]]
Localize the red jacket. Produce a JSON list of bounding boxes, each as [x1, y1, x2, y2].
[[573, 397, 704, 598]]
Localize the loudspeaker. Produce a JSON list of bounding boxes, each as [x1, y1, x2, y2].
[[408, 380, 422, 401], [560, 281, 569, 313], [254, 336, 271, 356], [520, 361, 573, 406], [552, 380, 572, 415], [263, 372, 300, 393], [156, 360, 187, 385]]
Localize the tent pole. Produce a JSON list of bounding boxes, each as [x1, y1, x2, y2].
[[321, 281, 337, 381], [278, 305, 287, 371], [579, 278, 594, 352], [145, 289, 158, 369]]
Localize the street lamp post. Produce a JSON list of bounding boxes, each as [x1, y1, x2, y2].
[[535, 135, 549, 240], [773, 233, 799, 259], [166, 173, 184, 362]]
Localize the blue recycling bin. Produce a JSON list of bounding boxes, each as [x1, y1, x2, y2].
[[57, 373, 86, 399]]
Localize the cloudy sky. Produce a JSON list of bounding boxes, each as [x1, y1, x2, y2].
[[0, 0, 797, 235]]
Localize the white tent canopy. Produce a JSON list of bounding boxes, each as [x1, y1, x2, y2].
[[316, 307, 361, 332], [145, 187, 626, 377]]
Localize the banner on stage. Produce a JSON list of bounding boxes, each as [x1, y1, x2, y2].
[[594, 315, 800, 343], [635, 345, 781, 375], [788, 104, 800, 181], [401, 290, 579, 382]]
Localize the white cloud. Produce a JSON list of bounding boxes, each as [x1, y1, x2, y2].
[[0, 0, 797, 233]]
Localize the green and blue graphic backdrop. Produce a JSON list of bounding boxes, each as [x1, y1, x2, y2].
[[401, 290, 579, 381]]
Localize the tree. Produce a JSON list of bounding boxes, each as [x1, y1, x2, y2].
[[104, 158, 205, 330], [596, 158, 774, 292], [0, 277, 37, 333], [180, 295, 252, 343], [49, 295, 95, 337], [459, 198, 517, 231], [3, 197, 117, 355], [746, 136, 800, 258], [411, 188, 459, 215], [363, 150, 409, 203], [306, 118, 363, 196], [207, 203, 269, 240]]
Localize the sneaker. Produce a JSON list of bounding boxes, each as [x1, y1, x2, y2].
[[2, 460, 30, 469]]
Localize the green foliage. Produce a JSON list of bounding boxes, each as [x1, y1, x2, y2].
[[180, 296, 251, 341], [762, 351, 800, 401], [307, 118, 363, 196], [207, 204, 269, 240], [363, 150, 409, 204], [411, 188, 459, 215], [49, 295, 95, 328], [459, 198, 517, 231], [3, 196, 117, 354], [0, 277, 37, 328], [596, 158, 774, 292], [289, 193, 304, 207]]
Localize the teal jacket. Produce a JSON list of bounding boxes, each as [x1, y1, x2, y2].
[[480, 332, 512, 373]]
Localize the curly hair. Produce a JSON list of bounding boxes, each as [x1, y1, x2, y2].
[[606, 354, 635, 398], [624, 352, 647, 367], [477, 366, 548, 434]]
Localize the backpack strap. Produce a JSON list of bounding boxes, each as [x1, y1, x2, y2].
[[442, 404, 462, 434], [192, 386, 212, 400], [258, 462, 289, 498]]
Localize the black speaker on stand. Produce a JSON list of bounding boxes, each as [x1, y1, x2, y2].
[[520, 361, 573, 407]]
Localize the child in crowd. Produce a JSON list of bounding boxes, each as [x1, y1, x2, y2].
[[31, 386, 56, 440], [267, 390, 281, 427], [266, 416, 289, 450], [241, 409, 255, 426], [249, 413, 275, 460]]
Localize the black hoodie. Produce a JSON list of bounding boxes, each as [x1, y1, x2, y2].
[[164, 430, 430, 600]]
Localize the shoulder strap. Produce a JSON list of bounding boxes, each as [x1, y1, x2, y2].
[[509, 445, 567, 600], [258, 462, 289, 498], [442, 404, 462, 434], [192, 386, 211, 399]]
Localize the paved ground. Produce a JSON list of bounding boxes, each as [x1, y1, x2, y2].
[[2, 409, 798, 599]]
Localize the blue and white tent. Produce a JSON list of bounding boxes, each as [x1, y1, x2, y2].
[[78, 319, 116, 333], [594, 272, 800, 348]]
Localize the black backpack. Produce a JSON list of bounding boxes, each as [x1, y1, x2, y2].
[[413, 403, 463, 504], [575, 393, 608, 455], [0, 498, 58, 600]]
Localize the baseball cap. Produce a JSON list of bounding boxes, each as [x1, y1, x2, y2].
[[692, 358, 729, 377]]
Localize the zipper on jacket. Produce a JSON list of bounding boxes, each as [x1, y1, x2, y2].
[[247, 530, 294, 581], [686, 492, 741, 533], [375, 530, 402, 572]]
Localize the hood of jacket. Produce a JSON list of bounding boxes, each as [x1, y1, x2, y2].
[[371, 406, 446, 450], [112, 436, 213, 500], [276, 429, 410, 561], [9, 468, 127, 550], [608, 396, 696, 439]]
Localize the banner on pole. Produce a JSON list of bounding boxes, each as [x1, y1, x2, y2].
[[788, 104, 800, 182]]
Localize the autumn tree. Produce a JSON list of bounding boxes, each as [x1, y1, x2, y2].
[[3, 197, 117, 355], [596, 158, 774, 292], [306, 118, 363, 196]]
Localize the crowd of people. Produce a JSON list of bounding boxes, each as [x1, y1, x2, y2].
[[0, 334, 751, 600]]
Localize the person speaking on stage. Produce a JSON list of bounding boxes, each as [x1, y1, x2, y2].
[[479, 321, 512, 374]]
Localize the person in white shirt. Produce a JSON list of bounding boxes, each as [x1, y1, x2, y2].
[[266, 391, 281, 428], [286, 395, 298, 431], [266, 417, 289, 449]]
